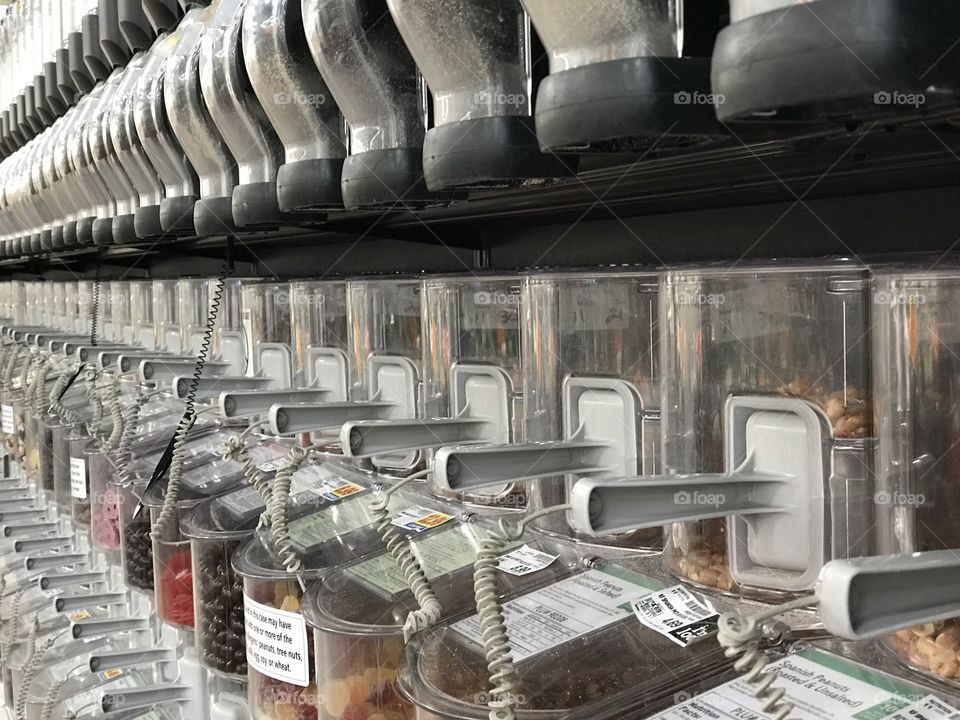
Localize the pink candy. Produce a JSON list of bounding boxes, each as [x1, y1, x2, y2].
[[92, 483, 121, 550]]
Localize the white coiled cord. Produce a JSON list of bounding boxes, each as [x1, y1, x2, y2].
[[366, 469, 442, 642], [223, 424, 271, 509], [115, 394, 146, 485], [716, 595, 816, 720], [266, 444, 315, 582], [473, 505, 572, 720], [149, 412, 192, 543], [47, 364, 80, 427], [84, 369, 104, 439], [31, 358, 52, 417], [2, 344, 21, 393], [103, 378, 124, 453]]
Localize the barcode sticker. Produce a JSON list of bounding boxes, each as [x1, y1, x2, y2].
[[390, 506, 454, 533], [498, 545, 558, 576], [632, 585, 719, 647]]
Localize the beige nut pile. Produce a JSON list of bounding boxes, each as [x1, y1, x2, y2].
[[890, 622, 960, 679]]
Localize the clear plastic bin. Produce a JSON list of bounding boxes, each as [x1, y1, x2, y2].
[[37, 417, 66, 494], [89, 450, 121, 554], [53, 427, 81, 512], [71, 438, 95, 529], [290, 281, 349, 394], [119, 479, 155, 593], [661, 264, 874, 598], [243, 282, 294, 387], [303, 524, 574, 720], [874, 270, 960, 682]]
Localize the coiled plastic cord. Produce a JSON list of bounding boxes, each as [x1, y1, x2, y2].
[[2, 344, 21, 393], [266, 445, 315, 584], [366, 469, 442, 642], [103, 378, 124, 453], [115, 393, 146, 485], [472, 505, 571, 720], [223, 424, 270, 507], [150, 272, 226, 542], [716, 595, 816, 720], [47, 364, 81, 427]]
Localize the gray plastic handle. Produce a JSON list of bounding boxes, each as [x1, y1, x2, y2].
[[115, 353, 196, 373], [40, 570, 108, 590], [78, 345, 141, 363], [55, 592, 128, 613], [140, 360, 233, 382], [342, 418, 488, 458], [72, 616, 150, 639], [0, 497, 37, 512], [269, 401, 395, 435], [0, 509, 48, 523], [0, 487, 34, 500], [568, 473, 788, 536], [25, 552, 88, 571], [90, 647, 177, 672], [173, 375, 273, 400], [64, 343, 128, 358], [433, 441, 611, 492], [14, 536, 74, 553], [219, 388, 333, 419], [102, 685, 192, 713], [4, 522, 59, 538], [818, 551, 960, 639]]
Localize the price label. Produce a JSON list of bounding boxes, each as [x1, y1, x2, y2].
[[1, 405, 14, 434], [97, 668, 125, 682], [70, 457, 87, 500], [632, 585, 719, 647], [498, 545, 558, 576], [390, 506, 454, 533], [68, 609, 91, 622], [314, 477, 365, 502]]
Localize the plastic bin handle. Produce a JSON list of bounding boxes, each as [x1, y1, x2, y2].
[[342, 418, 488, 458], [433, 440, 612, 492], [219, 388, 333, 419], [102, 685, 191, 713], [39, 570, 108, 590], [25, 552, 88, 570], [72, 616, 150, 639], [818, 550, 960, 639], [89, 647, 176, 672], [4, 522, 58, 538], [269, 401, 395, 435], [110, 352, 194, 371], [172, 374, 273, 400], [78, 344, 142, 363], [55, 592, 128, 612], [0, 509, 48, 523], [13, 536, 74, 553], [140, 359, 233, 382]]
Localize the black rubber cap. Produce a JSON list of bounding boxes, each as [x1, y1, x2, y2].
[[342, 147, 461, 210], [276, 158, 344, 213], [0, 112, 14, 155], [194, 196, 240, 237], [56, 48, 79, 108], [536, 56, 725, 153], [119, 0, 156, 53], [143, 0, 182, 33], [92, 218, 115, 246], [99, 0, 132, 69], [423, 115, 578, 191], [134, 204, 164, 240], [112, 214, 138, 245], [83, 14, 112, 83], [16, 94, 35, 141], [713, 0, 960, 124], [33, 75, 54, 127], [43, 63, 66, 118], [24, 87, 44, 134], [63, 221, 79, 247], [159, 195, 198, 234], [69, 31, 95, 95], [232, 182, 282, 229], [29, 234, 42, 255], [76, 217, 96, 246], [39, 229, 54, 252], [51, 226, 65, 249]]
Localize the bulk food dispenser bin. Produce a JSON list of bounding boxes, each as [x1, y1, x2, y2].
[[385, 0, 576, 190], [342, 275, 526, 509], [874, 269, 960, 682], [432, 270, 662, 547], [522, 0, 724, 152]]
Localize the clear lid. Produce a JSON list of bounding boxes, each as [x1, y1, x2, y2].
[[291, 280, 349, 393], [387, 0, 533, 125], [178, 277, 253, 374], [399, 555, 733, 719], [152, 279, 181, 353], [660, 263, 875, 598], [241, 282, 293, 387], [232, 469, 453, 579]]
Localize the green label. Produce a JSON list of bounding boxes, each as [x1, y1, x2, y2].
[[288, 495, 407, 552]]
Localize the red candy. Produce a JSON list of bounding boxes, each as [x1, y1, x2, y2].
[[158, 548, 195, 627]]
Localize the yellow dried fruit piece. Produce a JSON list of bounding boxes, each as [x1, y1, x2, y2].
[[280, 595, 300, 613], [324, 679, 351, 717]]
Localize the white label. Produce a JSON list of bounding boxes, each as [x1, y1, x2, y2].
[[390, 506, 454, 534], [1, 405, 13, 434], [631, 585, 719, 647], [452, 566, 659, 664], [498, 545, 558, 576], [314, 476, 365, 502], [652, 650, 960, 720], [70, 458, 87, 499], [243, 595, 310, 687]]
